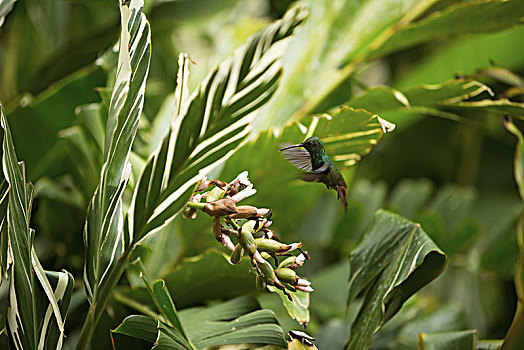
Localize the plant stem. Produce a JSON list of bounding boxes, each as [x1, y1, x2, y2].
[[75, 248, 134, 350]]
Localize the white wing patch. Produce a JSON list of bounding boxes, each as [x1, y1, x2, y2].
[[280, 145, 312, 171]]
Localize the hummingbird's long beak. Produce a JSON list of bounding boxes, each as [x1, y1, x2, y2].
[[279, 143, 304, 151]]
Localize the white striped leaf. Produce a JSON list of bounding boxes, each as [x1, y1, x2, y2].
[[0, 103, 74, 350], [83, 0, 151, 303], [128, 7, 307, 243]]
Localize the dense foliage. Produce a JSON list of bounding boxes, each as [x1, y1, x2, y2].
[[0, 0, 524, 349]]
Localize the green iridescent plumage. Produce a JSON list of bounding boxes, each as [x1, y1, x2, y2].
[[280, 136, 347, 210]]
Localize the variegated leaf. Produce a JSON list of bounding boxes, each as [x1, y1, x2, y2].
[[1, 102, 75, 350], [83, 0, 151, 303], [128, 7, 307, 242]]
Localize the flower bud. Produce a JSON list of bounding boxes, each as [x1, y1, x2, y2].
[[256, 259, 276, 285], [230, 243, 244, 264], [203, 198, 238, 217], [275, 268, 299, 285], [278, 254, 305, 270], [256, 239, 302, 255], [238, 228, 257, 256]]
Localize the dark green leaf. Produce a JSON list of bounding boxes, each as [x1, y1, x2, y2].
[[346, 210, 447, 349]]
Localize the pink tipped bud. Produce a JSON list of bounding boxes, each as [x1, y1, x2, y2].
[[295, 285, 314, 292], [296, 254, 306, 265], [296, 278, 311, 287]]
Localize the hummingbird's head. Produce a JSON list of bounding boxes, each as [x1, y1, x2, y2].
[[300, 136, 325, 156], [279, 136, 326, 157]]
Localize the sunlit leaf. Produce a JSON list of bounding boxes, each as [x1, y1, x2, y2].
[[253, 0, 438, 131], [83, 0, 151, 304], [370, 0, 524, 59]]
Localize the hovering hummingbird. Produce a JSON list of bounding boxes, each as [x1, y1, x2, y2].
[[280, 136, 347, 210]]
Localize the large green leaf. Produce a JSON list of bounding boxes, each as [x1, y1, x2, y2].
[[128, 7, 307, 242], [252, 0, 435, 131], [346, 210, 447, 349], [1, 102, 75, 350], [370, 0, 524, 59]]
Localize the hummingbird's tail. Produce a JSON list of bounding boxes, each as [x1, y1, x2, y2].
[[337, 186, 348, 212]]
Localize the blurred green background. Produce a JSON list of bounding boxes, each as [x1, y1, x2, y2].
[[1, 0, 524, 348]]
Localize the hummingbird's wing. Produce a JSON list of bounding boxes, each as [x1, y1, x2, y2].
[[298, 161, 329, 181], [280, 145, 313, 172]]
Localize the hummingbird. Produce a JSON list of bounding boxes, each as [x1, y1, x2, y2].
[[280, 136, 347, 210]]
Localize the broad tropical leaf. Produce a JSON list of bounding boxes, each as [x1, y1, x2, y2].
[[128, 6, 307, 242], [346, 210, 447, 349], [83, 0, 151, 303], [1, 102, 74, 350], [370, 0, 524, 59], [253, 0, 524, 132]]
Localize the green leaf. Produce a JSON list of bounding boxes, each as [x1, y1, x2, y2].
[[309, 107, 394, 167], [370, 0, 524, 59], [129, 7, 307, 242], [349, 78, 495, 129], [83, 0, 151, 303], [418, 329, 477, 350], [346, 210, 447, 349]]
